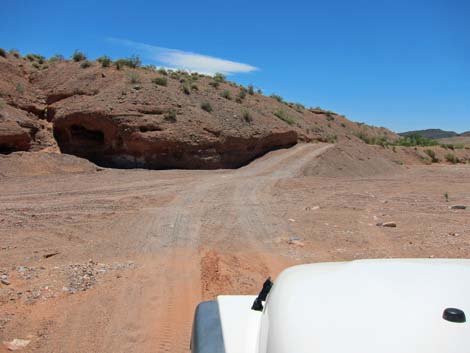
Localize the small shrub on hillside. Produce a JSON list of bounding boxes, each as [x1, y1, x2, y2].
[[97, 56, 112, 67], [115, 55, 141, 70], [326, 134, 338, 143], [273, 109, 295, 125], [127, 72, 141, 84], [127, 55, 141, 68], [201, 102, 213, 113], [248, 84, 254, 95], [26, 53, 45, 62], [209, 81, 220, 88], [0, 48, 6, 58], [424, 149, 439, 163], [444, 192, 449, 202], [191, 83, 199, 91], [271, 94, 283, 103], [242, 109, 252, 123], [257, 88, 263, 94], [9, 49, 20, 58], [152, 77, 168, 86], [80, 60, 92, 68], [191, 72, 199, 80], [16, 83, 24, 94], [294, 103, 305, 112], [181, 82, 191, 95], [238, 87, 247, 100], [72, 50, 86, 62], [445, 153, 459, 164], [0, 98, 5, 109], [221, 90, 231, 100], [158, 68, 168, 75], [214, 72, 225, 83], [49, 54, 64, 62], [169, 71, 180, 80], [32, 62, 41, 69], [165, 109, 177, 122]]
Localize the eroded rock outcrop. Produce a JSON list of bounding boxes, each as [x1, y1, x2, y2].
[[0, 52, 401, 169]]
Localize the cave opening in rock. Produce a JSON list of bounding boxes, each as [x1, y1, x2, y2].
[[0, 144, 16, 154], [69, 125, 105, 146], [54, 123, 109, 166]]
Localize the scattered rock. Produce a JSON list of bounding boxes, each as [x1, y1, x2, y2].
[[287, 237, 305, 247], [288, 218, 296, 223], [1, 279, 10, 285], [3, 338, 31, 351], [450, 205, 467, 210], [377, 222, 397, 228], [42, 251, 59, 259], [305, 206, 320, 211]]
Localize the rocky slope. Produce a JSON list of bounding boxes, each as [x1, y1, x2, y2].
[[399, 129, 458, 139], [0, 51, 398, 169]]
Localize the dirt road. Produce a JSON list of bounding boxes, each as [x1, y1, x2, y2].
[[1, 143, 469, 353]]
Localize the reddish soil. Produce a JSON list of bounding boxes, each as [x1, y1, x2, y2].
[[1, 144, 469, 353]]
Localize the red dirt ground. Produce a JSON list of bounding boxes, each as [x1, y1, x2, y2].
[[1, 143, 469, 353]]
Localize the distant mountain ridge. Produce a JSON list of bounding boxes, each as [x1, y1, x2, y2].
[[399, 129, 459, 139]]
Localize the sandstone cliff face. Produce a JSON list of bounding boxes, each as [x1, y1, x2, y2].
[[0, 52, 398, 169]]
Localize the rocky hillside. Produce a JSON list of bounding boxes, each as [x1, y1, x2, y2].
[[399, 129, 458, 139], [1, 50, 399, 169]]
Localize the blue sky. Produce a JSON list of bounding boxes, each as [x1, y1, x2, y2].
[[1, 0, 469, 133]]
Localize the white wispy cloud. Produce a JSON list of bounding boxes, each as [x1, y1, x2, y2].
[[108, 38, 258, 76]]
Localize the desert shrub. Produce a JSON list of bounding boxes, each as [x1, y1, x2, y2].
[[326, 112, 335, 121], [271, 94, 283, 103], [257, 88, 263, 94], [115, 55, 141, 70], [97, 56, 112, 67], [248, 84, 254, 95], [127, 55, 141, 68], [242, 109, 252, 123], [165, 109, 177, 122], [49, 54, 64, 62], [214, 72, 225, 83], [341, 123, 346, 128], [209, 81, 219, 88], [294, 103, 305, 112], [72, 50, 86, 62], [16, 83, 24, 94], [395, 134, 438, 147], [32, 62, 41, 69], [0, 98, 5, 109], [238, 87, 247, 100], [9, 49, 20, 58], [441, 143, 464, 150], [152, 77, 168, 86], [191, 83, 199, 91], [169, 71, 180, 80], [221, 90, 231, 100], [444, 192, 449, 202], [181, 82, 191, 94], [80, 60, 92, 68], [445, 153, 459, 164], [424, 149, 439, 163], [191, 72, 199, 80], [273, 109, 295, 125], [326, 134, 338, 143], [144, 64, 156, 71], [26, 53, 45, 62], [127, 72, 141, 84], [0, 48, 6, 57], [158, 68, 168, 75], [201, 102, 213, 112]]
